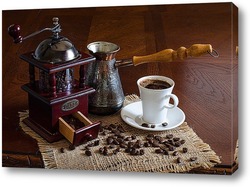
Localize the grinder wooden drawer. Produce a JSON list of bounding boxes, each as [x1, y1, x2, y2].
[[59, 111, 100, 146]]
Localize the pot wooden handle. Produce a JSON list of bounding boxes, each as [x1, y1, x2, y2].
[[132, 44, 213, 66]]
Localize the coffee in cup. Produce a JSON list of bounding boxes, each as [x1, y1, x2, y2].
[[140, 79, 171, 90]]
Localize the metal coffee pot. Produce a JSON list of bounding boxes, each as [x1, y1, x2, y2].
[[85, 41, 218, 115], [86, 41, 123, 115]]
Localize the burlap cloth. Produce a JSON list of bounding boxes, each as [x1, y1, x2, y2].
[[19, 95, 221, 173]]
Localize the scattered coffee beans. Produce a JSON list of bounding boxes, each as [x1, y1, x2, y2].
[[155, 149, 164, 154], [60, 122, 199, 166], [85, 150, 92, 156], [60, 148, 64, 153]]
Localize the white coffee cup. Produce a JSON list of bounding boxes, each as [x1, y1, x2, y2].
[[137, 75, 179, 124]]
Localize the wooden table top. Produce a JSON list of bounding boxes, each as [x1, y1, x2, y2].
[[2, 2, 238, 174]]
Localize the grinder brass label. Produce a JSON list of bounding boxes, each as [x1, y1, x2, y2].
[[61, 99, 79, 111]]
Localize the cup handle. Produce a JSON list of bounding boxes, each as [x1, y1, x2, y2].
[[165, 94, 179, 109]]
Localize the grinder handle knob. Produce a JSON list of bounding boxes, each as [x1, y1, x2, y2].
[[132, 44, 217, 66], [8, 24, 23, 43]]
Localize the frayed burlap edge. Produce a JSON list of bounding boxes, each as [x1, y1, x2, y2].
[[18, 95, 221, 172], [19, 110, 58, 169]]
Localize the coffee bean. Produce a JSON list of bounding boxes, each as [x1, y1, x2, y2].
[[113, 148, 120, 155], [182, 147, 188, 153], [156, 136, 164, 143], [135, 150, 141, 155], [120, 143, 127, 148], [162, 122, 168, 127], [125, 147, 132, 153], [154, 136, 162, 141], [117, 125, 125, 133], [147, 134, 154, 138], [112, 129, 121, 136], [173, 137, 180, 142], [130, 147, 137, 155], [69, 144, 75, 150], [109, 144, 116, 149], [125, 137, 132, 141], [117, 138, 124, 143], [99, 147, 104, 154], [135, 140, 143, 148], [128, 141, 134, 148], [107, 137, 114, 145], [94, 140, 100, 146], [168, 146, 175, 151], [177, 157, 182, 164], [180, 139, 186, 144], [117, 134, 125, 139], [159, 139, 165, 144], [148, 139, 154, 144], [85, 150, 92, 156], [109, 123, 117, 129], [140, 149, 145, 155], [113, 139, 120, 145], [164, 142, 171, 148], [145, 137, 154, 142], [103, 149, 108, 156], [167, 139, 174, 144], [166, 134, 173, 139], [152, 141, 160, 147], [142, 123, 150, 128], [131, 135, 136, 140], [173, 151, 178, 156], [163, 150, 169, 155], [174, 141, 182, 147], [155, 149, 164, 154], [144, 142, 151, 147], [151, 124, 156, 128], [59, 148, 64, 153], [190, 157, 197, 161]]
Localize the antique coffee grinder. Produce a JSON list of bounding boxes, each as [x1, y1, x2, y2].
[[8, 17, 100, 145]]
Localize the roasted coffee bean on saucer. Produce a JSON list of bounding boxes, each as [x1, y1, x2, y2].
[[162, 122, 168, 127], [151, 124, 156, 128], [142, 123, 150, 128]]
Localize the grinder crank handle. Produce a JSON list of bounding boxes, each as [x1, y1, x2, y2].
[[132, 44, 219, 66], [8, 18, 61, 43]]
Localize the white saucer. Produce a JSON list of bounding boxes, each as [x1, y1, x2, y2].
[[121, 101, 185, 131]]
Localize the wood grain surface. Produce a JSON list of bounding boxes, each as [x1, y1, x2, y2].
[[2, 3, 238, 174]]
